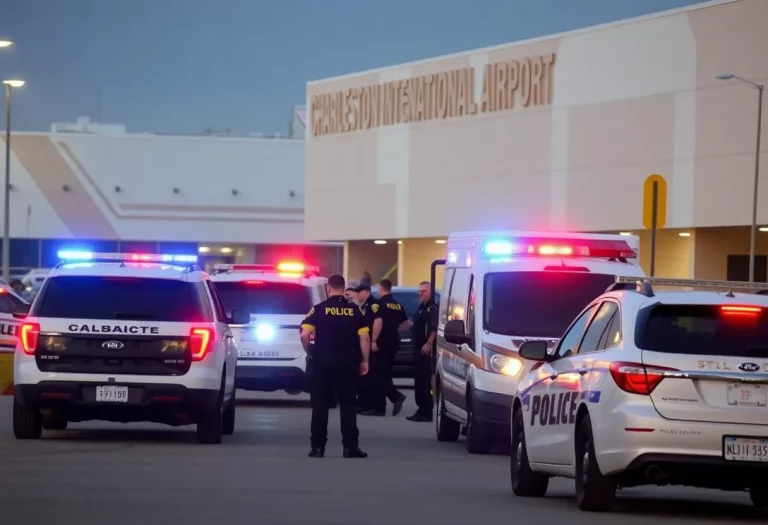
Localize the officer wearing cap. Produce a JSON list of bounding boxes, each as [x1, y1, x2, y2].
[[365, 279, 408, 417], [300, 274, 370, 458], [354, 276, 377, 414]]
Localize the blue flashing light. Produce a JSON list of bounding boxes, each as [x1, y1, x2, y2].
[[57, 251, 198, 263], [483, 241, 514, 256]]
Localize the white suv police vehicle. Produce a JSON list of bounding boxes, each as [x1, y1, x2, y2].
[[511, 277, 768, 512], [432, 231, 644, 454], [210, 262, 327, 394], [12, 251, 249, 445]]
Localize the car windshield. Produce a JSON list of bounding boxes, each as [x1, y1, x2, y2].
[[483, 271, 617, 338], [214, 281, 313, 315], [33, 276, 210, 322], [373, 290, 441, 317], [638, 304, 768, 358]]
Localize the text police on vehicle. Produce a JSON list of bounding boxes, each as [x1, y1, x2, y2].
[[510, 276, 768, 513], [12, 251, 250, 445]]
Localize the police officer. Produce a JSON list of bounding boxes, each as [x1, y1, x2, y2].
[[365, 279, 408, 417], [355, 279, 378, 414], [406, 280, 438, 422], [300, 274, 370, 458]]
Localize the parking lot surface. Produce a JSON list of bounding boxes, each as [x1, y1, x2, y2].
[[0, 388, 762, 525]]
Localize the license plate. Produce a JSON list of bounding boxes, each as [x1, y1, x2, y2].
[[95, 385, 129, 403], [727, 384, 767, 407], [239, 350, 280, 359], [724, 436, 768, 462]]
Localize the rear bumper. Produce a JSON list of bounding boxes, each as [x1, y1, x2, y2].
[[619, 453, 768, 490], [235, 365, 307, 392], [15, 381, 219, 424]]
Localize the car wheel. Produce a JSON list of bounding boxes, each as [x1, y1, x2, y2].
[[750, 485, 768, 512], [222, 389, 236, 436], [42, 417, 68, 431], [197, 387, 224, 445], [435, 383, 460, 442], [510, 407, 549, 497], [13, 398, 42, 440], [575, 415, 616, 512], [466, 391, 491, 454]]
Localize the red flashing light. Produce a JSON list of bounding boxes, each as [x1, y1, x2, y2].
[[0, 288, 6, 294], [242, 280, 264, 285], [483, 238, 636, 259], [189, 328, 213, 361], [721, 305, 762, 318], [216, 261, 320, 277], [609, 362, 677, 395], [20, 322, 40, 355]]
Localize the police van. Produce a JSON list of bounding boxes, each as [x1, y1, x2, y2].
[[210, 262, 327, 394], [12, 251, 249, 444], [431, 231, 644, 454]]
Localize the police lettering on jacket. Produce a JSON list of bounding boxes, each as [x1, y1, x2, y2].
[[301, 296, 369, 360], [529, 392, 579, 427]]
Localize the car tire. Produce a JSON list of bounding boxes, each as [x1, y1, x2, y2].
[[466, 391, 491, 454], [197, 388, 224, 445], [435, 383, 460, 442], [575, 415, 616, 512], [222, 390, 236, 436], [750, 485, 768, 511], [13, 398, 42, 440], [510, 407, 549, 497], [42, 417, 68, 431]]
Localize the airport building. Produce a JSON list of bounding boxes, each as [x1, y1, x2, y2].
[[0, 110, 342, 278], [305, 0, 768, 285]]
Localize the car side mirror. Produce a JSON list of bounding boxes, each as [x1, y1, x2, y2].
[[228, 309, 250, 325], [519, 340, 554, 362], [12, 303, 30, 319], [444, 319, 472, 346]]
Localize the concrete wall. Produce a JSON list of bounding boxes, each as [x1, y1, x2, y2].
[[344, 240, 398, 282], [1, 132, 307, 244], [305, 0, 768, 242]]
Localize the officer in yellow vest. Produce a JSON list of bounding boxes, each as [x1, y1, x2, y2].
[[300, 274, 370, 458]]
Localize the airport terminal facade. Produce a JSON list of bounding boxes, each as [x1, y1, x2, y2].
[[304, 0, 768, 286]]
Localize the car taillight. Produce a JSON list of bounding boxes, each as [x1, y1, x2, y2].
[[609, 361, 678, 395], [189, 328, 213, 361], [20, 322, 40, 355]]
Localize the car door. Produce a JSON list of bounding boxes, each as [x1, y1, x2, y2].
[[546, 300, 620, 465], [205, 281, 236, 396], [438, 268, 472, 409], [525, 303, 599, 463], [0, 291, 22, 395]]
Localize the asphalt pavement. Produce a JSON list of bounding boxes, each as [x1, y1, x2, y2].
[[0, 385, 763, 525]]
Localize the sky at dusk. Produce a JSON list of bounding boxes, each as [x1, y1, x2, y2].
[[1, 0, 704, 135]]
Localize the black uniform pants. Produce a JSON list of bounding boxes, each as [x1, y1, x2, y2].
[[370, 347, 401, 412], [310, 362, 359, 449], [414, 352, 433, 416]]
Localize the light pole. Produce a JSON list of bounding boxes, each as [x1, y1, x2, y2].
[[716, 73, 764, 282], [2, 79, 25, 282]]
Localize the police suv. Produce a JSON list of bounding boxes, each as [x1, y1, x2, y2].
[[12, 251, 249, 444], [511, 277, 768, 512], [432, 231, 644, 454], [210, 262, 327, 394]]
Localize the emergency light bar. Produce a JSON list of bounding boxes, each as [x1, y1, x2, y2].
[[212, 261, 321, 276], [612, 276, 768, 298], [482, 238, 636, 259], [57, 251, 198, 263]]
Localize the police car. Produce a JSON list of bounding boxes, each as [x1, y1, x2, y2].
[[0, 286, 29, 395], [432, 231, 645, 454], [210, 262, 327, 394], [511, 277, 768, 512], [12, 251, 249, 444]]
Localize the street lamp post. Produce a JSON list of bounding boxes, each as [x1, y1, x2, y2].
[[716, 73, 765, 283], [2, 79, 25, 282]]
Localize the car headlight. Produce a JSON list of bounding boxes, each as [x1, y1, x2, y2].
[[255, 323, 276, 341], [489, 353, 523, 376]]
